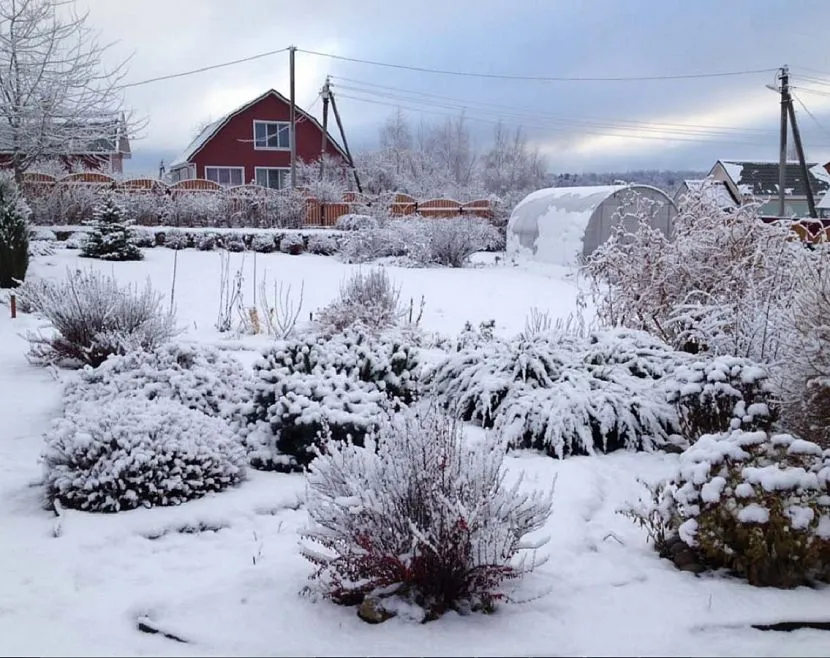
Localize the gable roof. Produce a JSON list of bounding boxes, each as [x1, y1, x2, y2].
[[0, 113, 130, 157], [712, 159, 830, 198], [169, 89, 348, 169], [675, 179, 738, 209]]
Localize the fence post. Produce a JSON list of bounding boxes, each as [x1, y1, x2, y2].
[[10, 293, 16, 319]]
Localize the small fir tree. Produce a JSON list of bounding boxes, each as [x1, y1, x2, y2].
[[82, 194, 143, 261], [0, 173, 31, 288]]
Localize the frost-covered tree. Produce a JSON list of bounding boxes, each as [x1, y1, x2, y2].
[[82, 193, 142, 261], [0, 0, 136, 181], [0, 173, 31, 287]]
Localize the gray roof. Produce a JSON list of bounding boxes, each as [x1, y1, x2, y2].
[[714, 159, 829, 198], [0, 114, 130, 156]]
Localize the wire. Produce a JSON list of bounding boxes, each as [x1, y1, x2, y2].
[[793, 92, 830, 138], [299, 48, 777, 82], [121, 47, 290, 89]]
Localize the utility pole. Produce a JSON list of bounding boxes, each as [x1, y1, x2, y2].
[[787, 92, 818, 218], [778, 65, 789, 219], [289, 45, 297, 189], [320, 76, 331, 181], [329, 89, 362, 193]]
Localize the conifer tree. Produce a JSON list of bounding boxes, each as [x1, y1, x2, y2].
[[82, 193, 143, 261], [0, 174, 31, 288]]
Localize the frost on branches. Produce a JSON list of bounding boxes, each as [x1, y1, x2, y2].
[[43, 397, 247, 513], [315, 268, 406, 335], [625, 429, 830, 587], [584, 181, 806, 363], [82, 193, 143, 261], [0, 173, 31, 287], [301, 403, 553, 622]]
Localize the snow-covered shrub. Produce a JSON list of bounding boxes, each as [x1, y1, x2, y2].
[[30, 227, 57, 242], [335, 214, 379, 231], [584, 183, 806, 362], [301, 402, 553, 620], [279, 232, 304, 254], [251, 232, 276, 253], [271, 189, 307, 229], [64, 230, 89, 250], [0, 174, 31, 287], [315, 268, 405, 334], [340, 225, 408, 263], [43, 397, 247, 513], [163, 228, 190, 250], [626, 429, 830, 587], [307, 232, 340, 256], [664, 356, 778, 443], [81, 194, 143, 261], [62, 342, 253, 428], [131, 227, 156, 248], [223, 233, 246, 252], [18, 268, 177, 367], [419, 217, 501, 267], [247, 330, 420, 470], [193, 231, 218, 251], [168, 192, 222, 227], [28, 240, 55, 257], [27, 182, 100, 225]]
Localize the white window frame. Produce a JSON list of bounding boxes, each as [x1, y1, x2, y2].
[[171, 164, 196, 183], [254, 166, 291, 190], [253, 120, 291, 151], [204, 166, 245, 187]]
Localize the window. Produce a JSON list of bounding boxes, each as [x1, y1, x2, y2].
[[205, 166, 244, 187], [255, 167, 290, 190], [170, 165, 195, 183], [254, 120, 290, 150]]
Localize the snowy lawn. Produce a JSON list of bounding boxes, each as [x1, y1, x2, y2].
[[1, 249, 828, 656]]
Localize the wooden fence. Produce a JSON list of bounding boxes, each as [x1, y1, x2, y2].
[[21, 172, 493, 227]]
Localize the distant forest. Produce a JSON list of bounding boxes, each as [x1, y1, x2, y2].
[[550, 170, 708, 196]]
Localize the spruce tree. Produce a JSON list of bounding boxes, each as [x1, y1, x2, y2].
[[82, 193, 143, 261], [0, 174, 31, 288]]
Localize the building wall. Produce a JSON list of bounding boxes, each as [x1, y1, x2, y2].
[[191, 94, 347, 184]]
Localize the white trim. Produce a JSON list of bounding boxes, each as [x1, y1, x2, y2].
[[204, 165, 245, 187], [252, 119, 291, 151], [254, 166, 291, 190]]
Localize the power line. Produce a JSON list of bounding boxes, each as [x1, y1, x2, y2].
[[300, 48, 777, 82], [793, 92, 830, 138], [121, 47, 290, 89]]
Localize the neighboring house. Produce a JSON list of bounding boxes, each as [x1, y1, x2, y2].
[[168, 89, 348, 189], [673, 179, 738, 210], [707, 159, 829, 218], [0, 113, 131, 174]]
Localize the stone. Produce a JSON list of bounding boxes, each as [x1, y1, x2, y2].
[[672, 548, 698, 568], [357, 597, 395, 624], [678, 562, 705, 574]]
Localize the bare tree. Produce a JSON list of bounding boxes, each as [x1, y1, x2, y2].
[[0, 0, 136, 181]]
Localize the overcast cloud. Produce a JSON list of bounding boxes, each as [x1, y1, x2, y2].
[[79, 0, 830, 175]]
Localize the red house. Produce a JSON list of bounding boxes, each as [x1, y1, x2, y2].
[[167, 89, 348, 189]]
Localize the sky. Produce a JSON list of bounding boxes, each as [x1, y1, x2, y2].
[[79, 0, 830, 176]]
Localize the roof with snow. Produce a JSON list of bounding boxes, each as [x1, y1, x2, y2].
[[507, 184, 676, 266], [675, 179, 738, 209], [0, 113, 130, 157], [712, 159, 829, 198], [169, 89, 347, 169]]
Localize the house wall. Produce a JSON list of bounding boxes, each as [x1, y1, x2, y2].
[[190, 94, 347, 184]]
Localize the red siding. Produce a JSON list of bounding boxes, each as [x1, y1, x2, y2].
[[191, 93, 347, 184]]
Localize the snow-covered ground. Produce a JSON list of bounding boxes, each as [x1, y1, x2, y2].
[[1, 248, 828, 657]]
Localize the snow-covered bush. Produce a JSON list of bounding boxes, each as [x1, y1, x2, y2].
[[279, 232, 304, 254], [584, 183, 806, 362], [251, 232, 276, 253], [335, 214, 379, 231], [64, 231, 89, 250], [27, 183, 100, 225], [223, 233, 246, 252], [81, 194, 143, 261], [43, 397, 247, 513], [247, 330, 420, 470], [301, 402, 553, 620], [315, 268, 405, 335], [30, 227, 57, 242], [163, 228, 190, 250], [419, 217, 501, 267], [340, 225, 408, 263], [195, 231, 219, 251], [664, 355, 779, 443], [0, 174, 31, 287], [625, 430, 830, 587], [28, 240, 55, 257], [307, 232, 340, 256], [62, 342, 253, 429], [131, 227, 157, 248], [18, 268, 177, 367]]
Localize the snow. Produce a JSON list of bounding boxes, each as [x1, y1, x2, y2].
[[2, 248, 830, 656]]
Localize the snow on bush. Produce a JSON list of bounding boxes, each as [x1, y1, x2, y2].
[[251, 232, 276, 253], [664, 355, 778, 443], [63, 230, 88, 250], [131, 227, 156, 248], [224, 233, 247, 252], [30, 227, 57, 241], [340, 225, 407, 263], [301, 402, 553, 621], [81, 194, 143, 261], [195, 231, 220, 251], [279, 232, 305, 254], [163, 228, 190, 250], [315, 268, 405, 335], [625, 429, 830, 587], [62, 342, 253, 432], [43, 397, 247, 513], [306, 233, 340, 256], [18, 268, 177, 367], [28, 240, 55, 257], [335, 214, 379, 231], [247, 329, 420, 471]]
